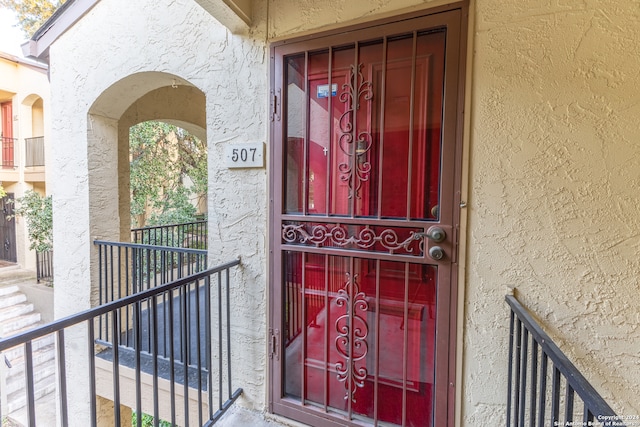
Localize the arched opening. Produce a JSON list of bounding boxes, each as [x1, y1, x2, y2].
[[86, 73, 206, 247]]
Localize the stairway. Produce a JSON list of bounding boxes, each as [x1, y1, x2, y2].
[[0, 271, 56, 420]]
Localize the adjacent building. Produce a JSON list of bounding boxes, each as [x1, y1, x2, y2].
[[0, 51, 49, 270]]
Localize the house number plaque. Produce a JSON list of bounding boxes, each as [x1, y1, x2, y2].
[[224, 143, 265, 168]]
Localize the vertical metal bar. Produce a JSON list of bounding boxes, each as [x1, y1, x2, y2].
[[206, 275, 214, 419], [405, 31, 418, 219], [507, 309, 515, 427], [401, 262, 409, 427], [529, 340, 539, 427], [151, 295, 160, 426], [326, 47, 333, 214], [226, 267, 232, 399], [88, 319, 97, 427], [373, 259, 381, 426], [514, 319, 522, 426], [303, 50, 310, 216], [537, 353, 548, 427], [350, 43, 359, 218], [24, 342, 36, 427], [565, 384, 575, 423], [301, 255, 307, 403], [98, 244, 103, 341], [551, 366, 561, 426], [111, 311, 121, 425], [583, 408, 594, 424], [182, 281, 190, 427], [57, 330, 69, 426], [377, 37, 388, 219], [519, 329, 529, 427], [110, 245, 115, 345], [218, 270, 223, 410], [195, 278, 204, 427], [134, 300, 142, 427], [323, 254, 329, 411], [168, 289, 176, 426]]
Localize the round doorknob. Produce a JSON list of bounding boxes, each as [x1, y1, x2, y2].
[[429, 246, 445, 260]]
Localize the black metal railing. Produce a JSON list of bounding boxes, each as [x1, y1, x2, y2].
[[95, 240, 207, 363], [132, 220, 207, 250], [24, 136, 44, 167], [2, 136, 16, 168], [0, 259, 242, 427], [506, 294, 622, 427], [36, 250, 53, 283]]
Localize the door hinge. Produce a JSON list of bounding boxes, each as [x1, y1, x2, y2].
[[270, 89, 281, 122], [269, 328, 280, 360]]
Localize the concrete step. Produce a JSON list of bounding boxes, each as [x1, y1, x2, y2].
[[5, 351, 56, 395], [0, 302, 35, 323], [0, 312, 41, 336], [0, 285, 21, 297], [0, 293, 28, 309], [5, 343, 56, 377], [6, 371, 56, 414], [0, 272, 38, 288]]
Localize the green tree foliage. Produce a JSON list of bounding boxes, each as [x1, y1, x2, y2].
[[130, 121, 207, 228], [0, 0, 66, 37], [11, 190, 52, 252]]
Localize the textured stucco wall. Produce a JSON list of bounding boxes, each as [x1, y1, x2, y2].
[[466, 0, 640, 421], [47, 0, 640, 425], [48, 0, 269, 423]]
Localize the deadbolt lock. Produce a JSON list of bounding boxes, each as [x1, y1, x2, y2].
[[429, 246, 445, 261]]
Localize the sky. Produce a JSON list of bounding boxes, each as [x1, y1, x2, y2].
[[0, 8, 27, 56]]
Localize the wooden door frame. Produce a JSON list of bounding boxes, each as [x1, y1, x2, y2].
[[268, 3, 469, 426]]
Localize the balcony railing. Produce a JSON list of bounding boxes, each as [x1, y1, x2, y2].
[[35, 250, 53, 284], [95, 240, 208, 363], [24, 136, 44, 167], [132, 220, 207, 250], [506, 294, 622, 427], [0, 258, 242, 426], [1, 136, 16, 169]]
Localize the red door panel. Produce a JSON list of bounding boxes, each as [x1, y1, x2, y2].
[[1, 102, 14, 168]]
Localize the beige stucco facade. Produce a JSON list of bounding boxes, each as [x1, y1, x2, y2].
[[0, 52, 50, 270], [38, 0, 639, 425]]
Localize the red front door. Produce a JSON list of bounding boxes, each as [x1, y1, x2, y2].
[[271, 7, 466, 427], [1, 102, 14, 168]]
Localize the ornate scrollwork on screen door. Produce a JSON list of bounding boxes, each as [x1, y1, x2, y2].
[[335, 272, 369, 402], [338, 63, 373, 200]]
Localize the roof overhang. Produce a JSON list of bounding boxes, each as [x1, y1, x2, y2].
[[21, 0, 100, 62], [22, 0, 252, 63], [193, 0, 252, 33]]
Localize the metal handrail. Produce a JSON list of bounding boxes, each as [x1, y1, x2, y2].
[[506, 294, 622, 427], [0, 259, 242, 426]]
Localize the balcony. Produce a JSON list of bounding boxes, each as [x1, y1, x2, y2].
[[0, 136, 46, 182], [2, 136, 15, 169], [0, 222, 244, 426], [24, 137, 45, 168]]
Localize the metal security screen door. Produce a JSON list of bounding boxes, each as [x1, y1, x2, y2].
[[270, 7, 466, 427]]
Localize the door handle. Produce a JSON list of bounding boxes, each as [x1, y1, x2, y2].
[[414, 226, 447, 243], [426, 226, 446, 243]]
